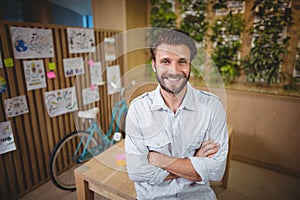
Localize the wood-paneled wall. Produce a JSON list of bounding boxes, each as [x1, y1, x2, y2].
[[0, 20, 123, 199]]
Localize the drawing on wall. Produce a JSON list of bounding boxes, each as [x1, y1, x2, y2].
[[0, 76, 7, 94], [0, 121, 16, 155], [10, 26, 54, 59], [0, 49, 3, 68], [44, 87, 78, 117], [104, 37, 116, 61], [106, 65, 121, 95], [5, 95, 29, 118], [67, 27, 95, 53], [82, 87, 100, 105], [63, 57, 84, 77], [23, 60, 47, 91], [90, 61, 103, 85]]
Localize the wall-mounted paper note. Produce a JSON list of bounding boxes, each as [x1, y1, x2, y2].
[[67, 27, 95, 53], [44, 87, 78, 117], [23, 60, 47, 91], [63, 57, 84, 77], [4, 58, 14, 67], [10, 26, 54, 59], [47, 71, 56, 79], [106, 65, 121, 95], [82, 87, 100, 105], [0, 49, 3, 68], [48, 62, 56, 70], [88, 59, 94, 66], [90, 61, 103, 85], [0, 121, 16, 155], [104, 37, 116, 61], [5, 95, 29, 117], [90, 84, 95, 91], [0, 76, 7, 94]]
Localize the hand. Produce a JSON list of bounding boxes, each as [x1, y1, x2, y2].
[[194, 140, 220, 158]]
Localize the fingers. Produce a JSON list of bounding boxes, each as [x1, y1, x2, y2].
[[195, 140, 220, 158]]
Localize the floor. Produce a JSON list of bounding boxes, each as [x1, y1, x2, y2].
[[20, 160, 300, 200]]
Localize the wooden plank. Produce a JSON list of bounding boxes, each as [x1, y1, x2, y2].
[[0, 22, 30, 195]]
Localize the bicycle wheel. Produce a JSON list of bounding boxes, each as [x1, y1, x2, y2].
[[49, 130, 98, 190]]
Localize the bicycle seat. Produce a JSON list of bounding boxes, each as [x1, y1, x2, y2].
[[78, 107, 99, 119]]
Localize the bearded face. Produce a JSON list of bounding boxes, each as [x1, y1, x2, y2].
[[152, 43, 191, 95]]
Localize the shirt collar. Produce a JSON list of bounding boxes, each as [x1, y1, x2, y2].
[[150, 82, 196, 111]]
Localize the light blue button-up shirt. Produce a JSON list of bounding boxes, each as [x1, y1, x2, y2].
[[125, 82, 228, 200]]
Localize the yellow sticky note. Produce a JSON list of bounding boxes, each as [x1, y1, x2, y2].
[[4, 58, 14, 67], [116, 159, 126, 166], [48, 62, 56, 70]]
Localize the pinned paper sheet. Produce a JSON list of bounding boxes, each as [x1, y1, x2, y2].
[[47, 71, 56, 79], [116, 153, 126, 166], [4, 58, 14, 67], [48, 62, 56, 70]]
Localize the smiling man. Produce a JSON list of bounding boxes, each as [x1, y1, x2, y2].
[[125, 29, 228, 200]]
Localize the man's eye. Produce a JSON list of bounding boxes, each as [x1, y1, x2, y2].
[[179, 60, 187, 65], [161, 60, 170, 64]]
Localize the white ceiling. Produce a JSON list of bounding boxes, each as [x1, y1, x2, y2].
[[48, 0, 92, 15]]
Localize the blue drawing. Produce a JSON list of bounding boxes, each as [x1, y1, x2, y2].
[[15, 39, 28, 52]]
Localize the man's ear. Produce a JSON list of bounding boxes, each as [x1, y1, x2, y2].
[[151, 59, 156, 72]]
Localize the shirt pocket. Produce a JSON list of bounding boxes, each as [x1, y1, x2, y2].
[[185, 130, 206, 156], [144, 130, 171, 155]]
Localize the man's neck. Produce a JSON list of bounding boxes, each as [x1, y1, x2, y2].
[[160, 86, 187, 113]]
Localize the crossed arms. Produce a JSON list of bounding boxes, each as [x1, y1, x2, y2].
[[148, 140, 220, 182]]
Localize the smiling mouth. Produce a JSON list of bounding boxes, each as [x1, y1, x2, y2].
[[166, 77, 181, 81]]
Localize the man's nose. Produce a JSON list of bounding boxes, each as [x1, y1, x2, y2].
[[169, 62, 180, 72]]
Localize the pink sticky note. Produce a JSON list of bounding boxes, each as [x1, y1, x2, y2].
[[90, 84, 95, 91], [88, 59, 95, 66], [47, 71, 56, 79], [116, 153, 126, 160]]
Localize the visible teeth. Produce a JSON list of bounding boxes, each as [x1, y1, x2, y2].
[[167, 77, 179, 80]]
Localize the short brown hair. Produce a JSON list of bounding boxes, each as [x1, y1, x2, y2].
[[150, 29, 197, 62]]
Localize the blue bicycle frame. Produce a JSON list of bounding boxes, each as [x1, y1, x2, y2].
[[74, 99, 127, 162]]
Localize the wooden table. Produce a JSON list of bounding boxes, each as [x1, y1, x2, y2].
[[75, 140, 135, 200], [75, 127, 233, 199]]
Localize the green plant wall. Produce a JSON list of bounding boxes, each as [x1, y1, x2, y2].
[[149, 0, 298, 92], [242, 0, 293, 85]]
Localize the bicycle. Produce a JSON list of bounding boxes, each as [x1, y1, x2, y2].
[[49, 89, 127, 191]]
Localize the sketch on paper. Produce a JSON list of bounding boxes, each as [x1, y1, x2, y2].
[[5, 95, 29, 117], [23, 60, 47, 91], [44, 87, 78, 117], [104, 37, 116, 61], [63, 57, 84, 77], [82, 87, 100, 105], [0, 121, 16, 155], [0, 49, 3, 68], [90, 61, 103, 85], [10, 26, 54, 59], [106, 65, 121, 95], [67, 27, 95, 53]]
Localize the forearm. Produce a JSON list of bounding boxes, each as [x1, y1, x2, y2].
[[148, 152, 201, 182]]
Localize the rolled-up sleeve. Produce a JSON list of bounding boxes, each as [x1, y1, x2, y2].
[[189, 98, 228, 184], [125, 106, 169, 185]]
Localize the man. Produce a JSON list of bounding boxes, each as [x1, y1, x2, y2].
[[125, 29, 228, 199]]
